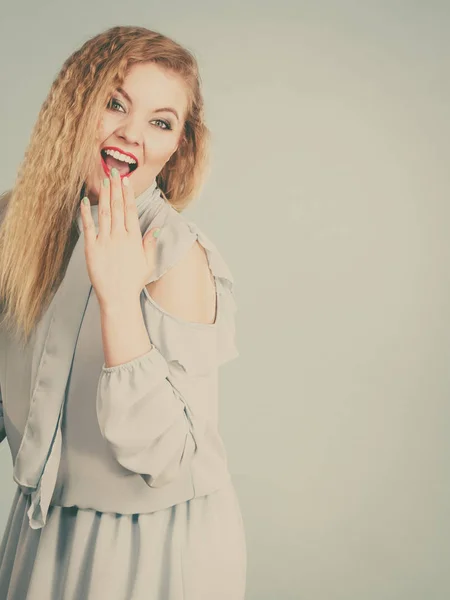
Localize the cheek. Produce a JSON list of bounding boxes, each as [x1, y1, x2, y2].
[[143, 136, 178, 164], [97, 113, 116, 140]]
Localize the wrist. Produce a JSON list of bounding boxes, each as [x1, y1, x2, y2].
[[98, 294, 141, 317]]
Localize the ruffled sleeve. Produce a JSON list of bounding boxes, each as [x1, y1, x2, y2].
[[95, 218, 239, 487], [96, 346, 202, 488]]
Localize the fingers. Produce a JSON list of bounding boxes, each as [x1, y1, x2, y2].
[[80, 195, 95, 245], [83, 169, 138, 239], [98, 168, 138, 235], [121, 176, 140, 236], [98, 173, 111, 235], [109, 167, 125, 234]]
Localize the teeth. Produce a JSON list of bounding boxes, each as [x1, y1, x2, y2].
[[103, 148, 137, 165]]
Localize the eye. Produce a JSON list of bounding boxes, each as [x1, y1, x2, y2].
[[152, 119, 172, 131], [106, 99, 172, 131], [107, 97, 125, 112]]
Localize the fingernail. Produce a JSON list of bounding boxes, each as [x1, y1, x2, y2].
[[123, 177, 129, 187], [82, 197, 89, 206], [103, 177, 109, 187], [153, 228, 161, 238], [111, 168, 118, 177]]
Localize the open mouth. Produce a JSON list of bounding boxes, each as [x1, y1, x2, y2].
[[100, 148, 139, 178]]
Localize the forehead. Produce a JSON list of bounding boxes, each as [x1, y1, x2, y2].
[[120, 62, 189, 118]]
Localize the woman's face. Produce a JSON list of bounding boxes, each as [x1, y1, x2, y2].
[[84, 61, 188, 204]]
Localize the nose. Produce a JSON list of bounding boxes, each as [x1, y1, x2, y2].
[[116, 113, 142, 146]]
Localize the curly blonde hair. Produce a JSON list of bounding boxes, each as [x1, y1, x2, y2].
[[0, 25, 211, 347]]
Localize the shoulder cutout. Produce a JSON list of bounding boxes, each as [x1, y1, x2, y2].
[[140, 217, 239, 373], [145, 239, 217, 325]]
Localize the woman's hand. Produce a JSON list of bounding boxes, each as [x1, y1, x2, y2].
[[79, 168, 161, 310]]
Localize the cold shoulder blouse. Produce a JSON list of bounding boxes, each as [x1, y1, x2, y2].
[[0, 180, 239, 530]]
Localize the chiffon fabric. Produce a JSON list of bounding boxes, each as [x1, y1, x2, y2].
[[0, 179, 246, 599]]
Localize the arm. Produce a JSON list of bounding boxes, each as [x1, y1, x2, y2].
[[96, 240, 218, 488], [100, 240, 215, 369], [100, 298, 153, 370]]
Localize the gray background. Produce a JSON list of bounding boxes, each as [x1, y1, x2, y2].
[[1, 1, 450, 599]]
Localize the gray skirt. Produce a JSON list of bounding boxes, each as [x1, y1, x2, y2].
[[0, 478, 247, 599]]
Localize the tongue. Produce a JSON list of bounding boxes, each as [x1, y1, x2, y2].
[[104, 154, 131, 175]]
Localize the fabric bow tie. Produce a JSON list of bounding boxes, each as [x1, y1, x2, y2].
[[13, 178, 164, 529]]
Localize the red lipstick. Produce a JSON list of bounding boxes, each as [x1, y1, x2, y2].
[[100, 146, 139, 179]]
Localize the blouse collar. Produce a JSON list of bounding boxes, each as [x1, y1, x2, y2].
[[75, 178, 161, 234]]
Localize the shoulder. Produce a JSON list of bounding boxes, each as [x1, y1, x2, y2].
[[146, 232, 216, 325], [143, 206, 234, 325], [145, 207, 224, 325], [144, 205, 234, 286], [144, 203, 234, 287], [141, 207, 239, 372]]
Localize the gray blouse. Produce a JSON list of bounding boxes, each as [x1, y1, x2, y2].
[[0, 180, 239, 530]]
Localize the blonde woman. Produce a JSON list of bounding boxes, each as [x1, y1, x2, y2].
[[0, 25, 246, 599]]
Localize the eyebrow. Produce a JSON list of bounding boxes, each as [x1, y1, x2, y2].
[[116, 87, 180, 121]]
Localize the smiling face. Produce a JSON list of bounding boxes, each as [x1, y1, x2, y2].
[[84, 61, 189, 204]]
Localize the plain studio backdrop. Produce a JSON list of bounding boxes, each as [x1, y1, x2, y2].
[[1, 2, 450, 599]]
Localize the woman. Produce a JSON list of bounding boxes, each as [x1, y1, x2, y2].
[[0, 25, 246, 599]]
